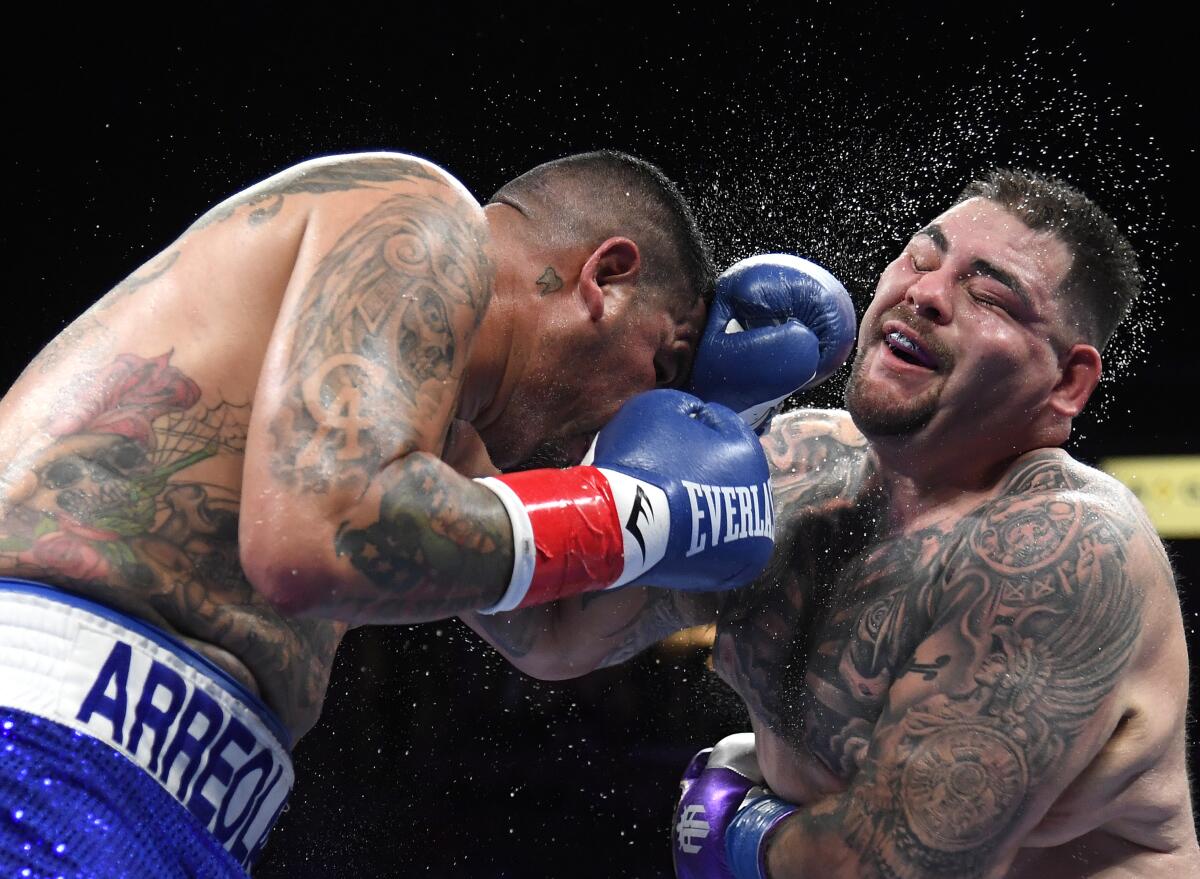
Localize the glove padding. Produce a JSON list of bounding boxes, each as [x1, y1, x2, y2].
[[590, 390, 774, 592], [479, 391, 775, 612], [690, 254, 856, 433]]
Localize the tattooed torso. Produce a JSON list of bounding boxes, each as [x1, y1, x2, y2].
[[0, 155, 483, 742], [712, 409, 1196, 876]]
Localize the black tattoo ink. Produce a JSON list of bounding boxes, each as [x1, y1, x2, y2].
[[536, 266, 563, 296], [718, 438, 1147, 878]]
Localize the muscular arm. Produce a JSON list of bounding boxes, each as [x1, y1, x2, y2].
[[759, 455, 1159, 879], [463, 586, 718, 680], [715, 409, 878, 736], [464, 409, 873, 680], [240, 154, 513, 623]]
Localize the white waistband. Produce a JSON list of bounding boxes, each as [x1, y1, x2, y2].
[[0, 584, 294, 870]]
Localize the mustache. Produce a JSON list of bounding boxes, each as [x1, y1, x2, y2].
[[873, 305, 955, 368]]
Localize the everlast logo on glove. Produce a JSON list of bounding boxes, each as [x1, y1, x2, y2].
[[479, 390, 777, 604], [682, 480, 774, 557], [624, 485, 655, 562]]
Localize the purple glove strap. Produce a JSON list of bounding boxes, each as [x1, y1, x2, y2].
[[674, 766, 757, 878]]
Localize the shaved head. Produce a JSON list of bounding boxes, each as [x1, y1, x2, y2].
[[491, 150, 715, 313]]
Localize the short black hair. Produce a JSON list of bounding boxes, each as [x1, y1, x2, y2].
[[491, 150, 715, 310], [955, 169, 1141, 350]]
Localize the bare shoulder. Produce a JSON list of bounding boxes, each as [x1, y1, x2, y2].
[[284, 151, 481, 204], [995, 448, 1171, 568], [761, 408, 878, 517], [976, 447, 1180, 700], [187, 151, 483, 235], [984, 447, 1172, 581], [999, 446, 1136, 500]]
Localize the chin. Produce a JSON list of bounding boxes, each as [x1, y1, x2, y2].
[[478, 419, 543, 471], [847, 402, 935, 439], [845, 373, 936, 438]]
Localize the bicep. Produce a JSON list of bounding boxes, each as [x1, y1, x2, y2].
[[238, 170, 499, 614]]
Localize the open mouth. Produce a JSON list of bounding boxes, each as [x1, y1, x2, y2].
[[883, 329, 938, 370]]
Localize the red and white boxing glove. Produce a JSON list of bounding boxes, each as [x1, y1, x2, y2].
[[475, 390, 775, 612]]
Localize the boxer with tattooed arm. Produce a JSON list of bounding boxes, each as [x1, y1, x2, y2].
[[0, 148, 766, 875], [0, 145, 857, 875], [469, 170, 1199, 878]]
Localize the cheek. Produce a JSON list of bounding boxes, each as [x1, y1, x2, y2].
[[874, 261, 911, 297], [610, 343, 657, 393], [862, 275, 906, 328], [570, 357, 650, 426], [604, 370, 653, 414], [958, 323, 1051, 394]]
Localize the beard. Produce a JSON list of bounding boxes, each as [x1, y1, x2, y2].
[[844, 344, 940, 437], [505, 439, 574, 472]]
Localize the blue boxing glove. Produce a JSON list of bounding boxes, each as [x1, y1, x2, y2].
[[673, 734, 799, 879], [690, 255, 856, 433], [588, 390, 774, 592], [476, 390, 774, 612]]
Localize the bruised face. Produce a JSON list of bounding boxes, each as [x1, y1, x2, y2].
[[845, 198, 1074, 450], [490, 292, 705, 470]]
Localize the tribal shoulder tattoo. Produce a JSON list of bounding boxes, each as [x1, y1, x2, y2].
[[266, 170, 508, 620], [187, 156, 442, 234]]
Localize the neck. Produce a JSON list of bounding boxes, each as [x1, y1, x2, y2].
[[459, 290, 512, 427], [464, 203, 535, 431], [868, 432, 1019, 532]]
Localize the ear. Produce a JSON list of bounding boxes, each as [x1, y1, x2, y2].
[[579, 237, 641, 323], [1048, 343, 1102, 418]]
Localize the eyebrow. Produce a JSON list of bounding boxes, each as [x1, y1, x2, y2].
[[916, 223, 1033, 312], [917, 224, 949, 252], [967, 259, 1033, 311]]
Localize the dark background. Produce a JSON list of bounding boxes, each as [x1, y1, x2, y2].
[[5, 4, 1195, 877]]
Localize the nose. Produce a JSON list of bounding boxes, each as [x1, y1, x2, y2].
[[903, 271, 954, 324]]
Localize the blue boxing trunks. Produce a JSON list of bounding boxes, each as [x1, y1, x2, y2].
[[0, 578, 293, 877]]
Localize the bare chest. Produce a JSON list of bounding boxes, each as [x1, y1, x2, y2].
[[713, 509, 964, 794]]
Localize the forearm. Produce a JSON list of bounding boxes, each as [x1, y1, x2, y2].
[[462, 602, 572, 679], [747, 787, 1015, 879], [336, 449, 516, 619], [756, 796, 869, 879], [247, 450, 513, 624], [465, 586, 713, 680]]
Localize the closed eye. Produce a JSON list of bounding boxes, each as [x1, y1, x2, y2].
[[970, 291, 1009, 311], [967, 259, 1032, 314], [911, 252, 936, 273], [967, 280, 1021, 316]]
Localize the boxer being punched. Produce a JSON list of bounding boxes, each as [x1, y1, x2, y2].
[[473, 170, 1199, 878], [0, 149, 848, 875]]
